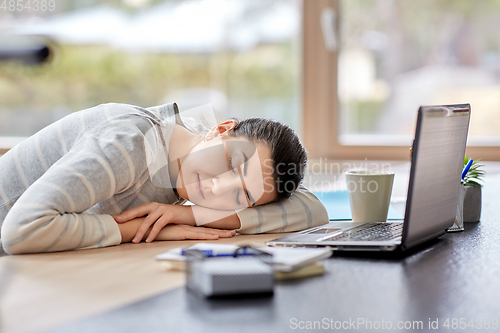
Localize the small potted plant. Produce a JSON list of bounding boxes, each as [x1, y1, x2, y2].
[[462, 156, 485, 222]]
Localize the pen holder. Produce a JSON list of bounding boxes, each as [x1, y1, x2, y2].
[[463, 185, 482, 222], [448, 184, 466, 232]]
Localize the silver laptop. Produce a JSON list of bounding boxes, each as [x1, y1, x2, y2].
[[267, 104, 471, 252]]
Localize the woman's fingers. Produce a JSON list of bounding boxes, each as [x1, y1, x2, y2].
[[129, 222, 237, 243], [180, 226, 236, 239], [205, 229, 236, 238], [111, 206, 147, 223], [145, 215, 172, 243], [132, 210, 163, 243], [223, 230, 237, 237], [114, 203, 155, 223], [154, 225, 217, 241], [184, 230, 220, 240], [192, 226, 236, 237], [184, 229, 236, 240]]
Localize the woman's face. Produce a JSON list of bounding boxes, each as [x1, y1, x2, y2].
[[175, 136, 277, 210]]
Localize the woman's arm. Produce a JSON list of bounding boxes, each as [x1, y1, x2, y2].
[[193, 210, 241, 229], [114, 204, 241, 243], [117, 217, 236, 243], [235, 185, 329, 234], [1, 124, 150, 255], [115, 185, 327, 243], [114, 185, 326, 243]]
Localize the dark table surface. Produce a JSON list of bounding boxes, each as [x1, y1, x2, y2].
[[52, 178, 500, 333]]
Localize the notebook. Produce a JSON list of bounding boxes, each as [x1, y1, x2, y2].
[[156, 243, 332, 271]]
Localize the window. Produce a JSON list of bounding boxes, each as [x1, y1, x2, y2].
[[303, 0, 500, 161], [0, 0, 302, 153]]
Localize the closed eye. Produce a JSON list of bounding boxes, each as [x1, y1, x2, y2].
[[235, 189, 241, 205], [229, 157, 242, 205], [229, 157, 236, 174]]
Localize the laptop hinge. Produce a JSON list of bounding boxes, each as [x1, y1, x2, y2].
[[401, 229, 446, 251]]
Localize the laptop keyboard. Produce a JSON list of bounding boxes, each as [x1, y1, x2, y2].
[[326, 223, 403, 242]]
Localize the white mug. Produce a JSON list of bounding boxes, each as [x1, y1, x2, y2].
[[345, 169, 395, 223]]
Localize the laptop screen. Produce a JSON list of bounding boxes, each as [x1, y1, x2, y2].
[[402, 104, 470, 249]]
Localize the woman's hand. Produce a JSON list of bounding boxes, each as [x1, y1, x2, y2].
[[155, 224, 236, 241], [113, 203, 196, 243], [116, 217, 236, 243]]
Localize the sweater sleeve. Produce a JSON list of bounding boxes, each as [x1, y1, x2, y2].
[[235, 185, 329, 234], [1, 127, 150, 255]]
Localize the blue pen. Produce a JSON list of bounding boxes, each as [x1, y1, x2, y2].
[[180, 247, 255, 257], [462, 159, 473, 180]]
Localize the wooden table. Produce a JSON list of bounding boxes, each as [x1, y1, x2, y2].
[[49, 177, 500, 333], [0, 233, 284, 333], [3, 162, 500, 333]]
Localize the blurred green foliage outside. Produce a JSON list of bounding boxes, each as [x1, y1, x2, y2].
[[0, 42, 298, 136]]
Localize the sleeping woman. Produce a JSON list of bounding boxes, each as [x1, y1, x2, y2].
[[0, 102, 327, 254]]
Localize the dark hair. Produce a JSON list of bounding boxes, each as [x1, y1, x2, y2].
[[228, 118, 307, 199]]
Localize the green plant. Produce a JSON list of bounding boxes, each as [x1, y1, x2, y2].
[[462, 156, 485, 187]]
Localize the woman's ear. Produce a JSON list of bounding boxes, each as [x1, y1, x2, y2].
[[204, 120, 237, 141]]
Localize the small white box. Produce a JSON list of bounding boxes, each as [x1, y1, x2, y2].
[[186, 256, 274, 297]]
